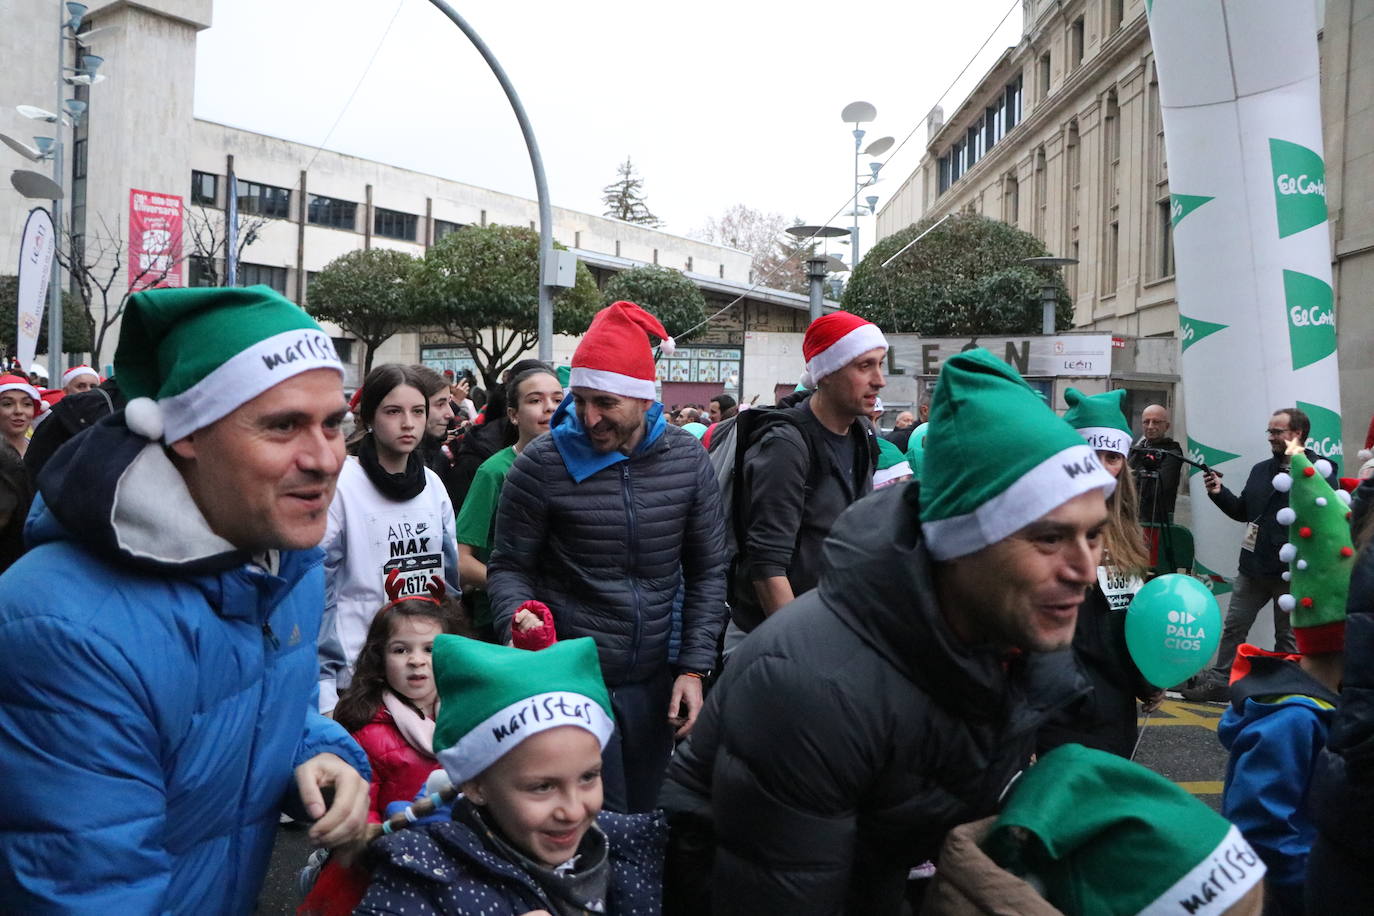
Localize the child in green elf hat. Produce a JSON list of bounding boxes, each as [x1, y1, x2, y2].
[[1038, 388, 1163, 758], [356, 635, 666, 915], [1215, 437, 1349, 914]]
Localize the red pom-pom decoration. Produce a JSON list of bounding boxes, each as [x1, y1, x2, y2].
[[1342, 546, 1355, 558], [1303, 466, 1316, 477], [1301, 597, 1314, 608], [1299, 527, 1313, 539]]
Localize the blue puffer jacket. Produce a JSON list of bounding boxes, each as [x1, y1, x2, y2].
[[0, 416, 370, 914], [357, 802, 666, 915], [487, 399, 727, 685]]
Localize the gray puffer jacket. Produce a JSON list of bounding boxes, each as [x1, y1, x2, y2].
[[487, 403, 728, 685]]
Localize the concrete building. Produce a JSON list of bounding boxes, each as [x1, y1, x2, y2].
[[3, 0, 828, 406], [877, 0, 1371, 452]]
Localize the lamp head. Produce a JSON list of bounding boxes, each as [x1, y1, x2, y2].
[[65, 2, 87, 31], [79, 55, 103, 76]]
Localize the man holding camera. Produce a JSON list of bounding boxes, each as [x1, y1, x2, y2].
[[1128, 404, 1184, 527]]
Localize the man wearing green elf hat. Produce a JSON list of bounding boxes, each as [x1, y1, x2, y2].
[[0, 286, 373, 912], [661, 348, 1117, 914]]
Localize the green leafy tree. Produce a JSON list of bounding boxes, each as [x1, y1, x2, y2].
[[411, 225, 600, 387], [842, 212, 1072, 335], [601, 157, 663, 227], [0, 275, 93, 361], [306, 248, 421, 374], [601, 265, 707, 345]]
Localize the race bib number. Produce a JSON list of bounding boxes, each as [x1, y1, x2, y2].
[[1098, 565, 1143, 612], [377, 515, 443, 598]]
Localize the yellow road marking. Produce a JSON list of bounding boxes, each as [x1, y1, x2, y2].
[[1137, 700, 1223, 732], [1177, 781, 1225, 796]]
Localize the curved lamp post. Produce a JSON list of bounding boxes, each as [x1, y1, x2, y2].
[[425, 1, 554, 360]]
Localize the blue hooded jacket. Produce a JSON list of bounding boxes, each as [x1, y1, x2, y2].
[[1218, 646, 1338, 914], [0, 416, 370, 913]]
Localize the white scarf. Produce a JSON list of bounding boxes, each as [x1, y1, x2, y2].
[[383, 691, 437, 758]]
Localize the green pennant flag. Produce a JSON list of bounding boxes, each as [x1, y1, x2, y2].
[[1193, 558, 1234, 596], [1298, 401, 1343, 464], [1170, 193, 1214, 227], [1284, 269, 1336, 370], [1270, 138, 1328, 238], [1179, 313, 1228, 352], [1186, 436, 1242, 478]]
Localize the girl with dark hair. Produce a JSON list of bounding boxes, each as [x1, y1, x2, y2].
[[455, 364, 562, 641], [317, 364, 461, 714]]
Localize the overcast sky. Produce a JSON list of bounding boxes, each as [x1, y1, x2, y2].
[[193, 0, 1022, 255]]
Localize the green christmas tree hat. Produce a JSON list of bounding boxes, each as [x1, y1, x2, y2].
[[874, 435, 913, 489], [984, 744, 1266, 915], [1274, 439, 1353, 654], [431, 635, 614, 786], [920, 349, 1116, 560], [114, 285, 342, 444], [1062, 387, 1133, 457]]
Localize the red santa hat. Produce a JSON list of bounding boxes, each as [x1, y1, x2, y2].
[[800, 311, 888, 388], [569, 300, 675, 400], [61, 365, 101, 388], [0, 375, 42, 408]]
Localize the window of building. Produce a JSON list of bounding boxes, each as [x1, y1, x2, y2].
[[237, 180, 291, 219], [308, 194, 357, 230], [188, 256, 216, 287], [1039, 52, 1052, 98], [434, 219, 464, 241], [1005, 173, 1020, 225], [966, 125, 981, 170], [1148, 71, 1175, 280], [331, 337, 355, 364], [239, 262, 288, 294], [1066, 120, 1081, 228], [1070, 17, 1085, 70], [1155, 200, 1175, 278], [1033, 146, 1047, 240], [191, 171, 218, 207], [373, 207, 417, 241], [1005, 75, 1023, 131], [937, 154, 952, 195], [1108, 0, 1125, 33], [1102, 221, 1119, 293], [951, 140, 966, 182]]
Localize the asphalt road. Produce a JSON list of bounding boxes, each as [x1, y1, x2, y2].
[[254, 694, 1232, 911]]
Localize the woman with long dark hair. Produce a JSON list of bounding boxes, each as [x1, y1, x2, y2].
[[317, 364, 460, 714]]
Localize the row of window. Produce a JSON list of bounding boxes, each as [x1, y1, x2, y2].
[[189, 171, 440, 241], [937, 75, 1023, 194]]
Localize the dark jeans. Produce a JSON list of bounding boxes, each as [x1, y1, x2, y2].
[[601, 667, 674, 814], [1208, 573, 1297, 683]]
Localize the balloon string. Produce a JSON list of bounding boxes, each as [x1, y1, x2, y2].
[[1130, 708, 1154, 761]]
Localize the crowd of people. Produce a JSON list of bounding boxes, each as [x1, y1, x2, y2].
[[0, 282, 1369, 915]]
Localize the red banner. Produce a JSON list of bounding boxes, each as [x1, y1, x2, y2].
[[128, 188, 184, 291]]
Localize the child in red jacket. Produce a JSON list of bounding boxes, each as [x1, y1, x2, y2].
[[300, 588, 468, 915]]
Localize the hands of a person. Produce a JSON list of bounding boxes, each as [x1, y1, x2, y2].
[[1203, 470, 1222, 494], [1139, 690, 1166, 714], [513, 607, 540, 632], [668, 674, 704, 739], [295, 752, 371, 850], [451, 380, 470, 402]]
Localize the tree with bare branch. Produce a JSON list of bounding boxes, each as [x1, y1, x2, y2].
[[184, 205, 269, 287], [693, 204, 817, 294], [56, 213, 183, 366]]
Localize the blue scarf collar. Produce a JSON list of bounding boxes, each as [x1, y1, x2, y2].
[[550, 395, 667, 483]]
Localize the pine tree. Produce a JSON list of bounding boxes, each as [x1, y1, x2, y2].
[[602, 157, 663, 227]]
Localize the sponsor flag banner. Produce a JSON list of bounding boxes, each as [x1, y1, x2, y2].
[[1148, 0, 1340, 579], [16, 207, 55, 370], [128, 188, 184, 291]]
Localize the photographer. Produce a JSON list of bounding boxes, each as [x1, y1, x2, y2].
[[1128, 404, 1183, 527]]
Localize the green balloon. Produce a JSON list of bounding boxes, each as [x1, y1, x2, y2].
[[1125, 574, 1222, 688]]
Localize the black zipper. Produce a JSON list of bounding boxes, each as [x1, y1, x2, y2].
[[622, 463, 642, 672]]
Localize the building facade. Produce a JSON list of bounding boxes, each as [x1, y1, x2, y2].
[[877, 0, 1371, 452], [3, 0, 828, 406]]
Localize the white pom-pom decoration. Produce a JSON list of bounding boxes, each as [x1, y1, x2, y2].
[[799, 369, 815, 390], [124, 397, 164, 441], [1316, 497, 1328, 507], [1298, 559, 1309, 570], [1279, 543, 1298, 563], [1282, 571, 1292, 582], [1360, 448, 1373, 463], [1276, 507, 1297, 525], [1316, 459, 1333, 478], [1273, 473, 1293, 493], [1278, 594, 1296, 612], [1337, 489, 1353, 507], [425, 768, 452, 796], [659, 336, 676, 356]]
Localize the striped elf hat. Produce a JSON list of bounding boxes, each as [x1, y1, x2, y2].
[[431, 635, 614, 786], [114, 285, 342, 443], [919, 349, 1116, 560]]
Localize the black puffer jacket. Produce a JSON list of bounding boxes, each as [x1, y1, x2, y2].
[[658, 482, 1089, 915], [486, 406, 727, 685]]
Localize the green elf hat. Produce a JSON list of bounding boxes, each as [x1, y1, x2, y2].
[[920, 349, 1116, 560], [905, 421, 929, 483], [1062, 387, 1133, 458], [985, 744, 1266, 915], [874, 436, 913, 489], [1274, 440, 1353, 654], [114, 285, 342, 444], [431, 635, 615, 786]]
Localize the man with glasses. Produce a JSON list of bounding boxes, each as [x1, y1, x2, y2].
[[1182, 407, 1338, 702]]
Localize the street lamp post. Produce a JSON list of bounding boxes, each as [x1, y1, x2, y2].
[[1021, 255, 1079, 335], [840, 102, 893, 268], [787, 224, 850, 321]]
